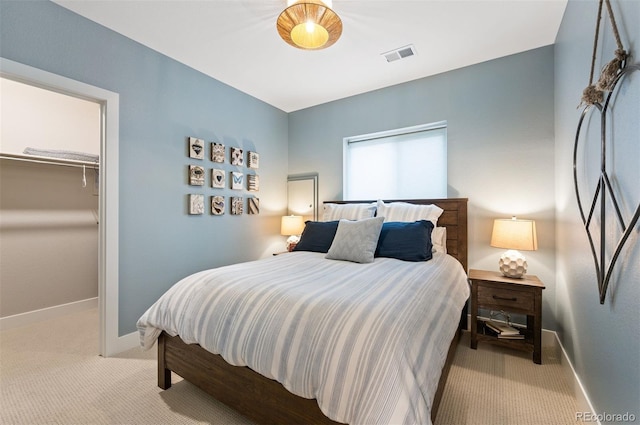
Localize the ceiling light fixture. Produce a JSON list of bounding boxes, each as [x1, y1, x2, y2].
[[277, 0, 342, 50]]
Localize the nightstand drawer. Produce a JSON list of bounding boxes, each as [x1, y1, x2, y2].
[[477, 285, 534, 313]]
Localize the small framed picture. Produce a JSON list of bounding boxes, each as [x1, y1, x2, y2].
[[230, 147, 244, 166], [189, 165, 205, 186], [248, 151, 259, 169], [189, 194, 204, 215], [231, 197, 243, 215], [231, 171, 244, 190], [188, 137, 204, 159], [211, 195, 225, 215], [211, 168, 225, 188], [248, 197, 260, 214], [211, 142, 225, 163], [247, 174, 259, 192]]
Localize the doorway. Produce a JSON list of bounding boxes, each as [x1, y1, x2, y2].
[[0, 58, 120, 356], [0, 77, 100, 333]]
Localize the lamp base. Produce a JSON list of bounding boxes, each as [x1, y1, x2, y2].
[[286, 235, 300, 252], [498, 249, 528, 278]]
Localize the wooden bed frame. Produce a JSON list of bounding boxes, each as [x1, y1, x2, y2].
[[158, 198, 468, 424]]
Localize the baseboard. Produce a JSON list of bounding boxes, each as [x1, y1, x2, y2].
[[551, 331, 600, 425], [542, 328, 556, 347], [107, 331, 140, 357], [0, 297, 98, 331]]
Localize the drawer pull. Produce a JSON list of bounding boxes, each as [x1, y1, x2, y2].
[[493, 295, 517, 302]]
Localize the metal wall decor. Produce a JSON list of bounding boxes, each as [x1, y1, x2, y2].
[[573, 0, 639, 304]]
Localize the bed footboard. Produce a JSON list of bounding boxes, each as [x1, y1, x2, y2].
[[157, 332, 341, 424], [158, 327, 461, 424]]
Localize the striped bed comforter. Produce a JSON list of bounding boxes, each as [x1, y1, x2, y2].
[[137, 251, 469, 425]]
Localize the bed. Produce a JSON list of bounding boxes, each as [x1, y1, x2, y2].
[[137, 198, 469, 425]]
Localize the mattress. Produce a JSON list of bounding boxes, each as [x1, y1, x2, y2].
[[137, 251, 469, 425]]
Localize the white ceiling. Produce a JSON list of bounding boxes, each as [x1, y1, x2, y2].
[[53, 0, 568, 113]]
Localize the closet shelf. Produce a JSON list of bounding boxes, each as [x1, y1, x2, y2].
[[0, 152, 99, 169]]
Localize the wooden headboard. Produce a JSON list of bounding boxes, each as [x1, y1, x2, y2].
[[324, 198, 468, 272]]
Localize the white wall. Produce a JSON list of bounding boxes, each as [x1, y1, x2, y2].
[[0, 77, 100, 156]]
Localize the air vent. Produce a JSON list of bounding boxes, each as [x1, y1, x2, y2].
[[382, 44, 417, 63]]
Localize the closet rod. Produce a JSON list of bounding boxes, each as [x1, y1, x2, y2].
[[0, 152, 99, 169]]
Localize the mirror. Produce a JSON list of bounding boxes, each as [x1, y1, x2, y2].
[[287, 173, 318, 222]]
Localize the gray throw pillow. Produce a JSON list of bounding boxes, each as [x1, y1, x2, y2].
[[325, 216, 384, 263]]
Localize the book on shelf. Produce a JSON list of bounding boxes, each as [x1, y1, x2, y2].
[[497, 333, 525, 339], [481, 322, 500, 337], [486, 320, 521, 336]]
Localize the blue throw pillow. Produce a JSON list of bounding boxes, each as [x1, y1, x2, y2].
[[375, 220, 434, 261], [293, 221, 339, 253]]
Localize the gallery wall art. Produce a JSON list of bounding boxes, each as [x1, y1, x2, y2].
[[189, 194, 204, 215], [212, 169, 225, 188], [189, 137, 204, 159], [230, 147, 243, 166], [231, 197, 244, 215], [185, 136, 260, 215], [248, 174, 259, 192], [231, 172, 244, 190], [248, 151, 259, 169], [211, 196, 225, 215], [211, 143, 225, 163], [189, 165, 205, 186], [248, 197, 260, 215]]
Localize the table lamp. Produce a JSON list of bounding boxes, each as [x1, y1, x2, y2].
[[490, 217, 538, 278], [281, 215, 305, 251]]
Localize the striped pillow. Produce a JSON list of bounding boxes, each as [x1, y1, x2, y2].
[[432, 227, 447, 253], [376, 200, 443, 226], [322, 203, 376, 222]]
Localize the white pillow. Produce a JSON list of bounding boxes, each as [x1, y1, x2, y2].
[[376, 200, 444, 226], [432, 227, 447, 254], [325, 217, 384, 263], [322, 203, 376, 222]]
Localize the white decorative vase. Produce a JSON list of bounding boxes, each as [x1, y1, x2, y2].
[[498, 249, 527, 278]]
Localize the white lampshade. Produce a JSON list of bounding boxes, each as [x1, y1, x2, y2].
[[281, 215, 305, 236], [491, 217, 538, 278], [281, 215, 305, 252]]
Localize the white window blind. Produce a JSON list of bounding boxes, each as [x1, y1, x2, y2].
[[343, 122, 447, 200]]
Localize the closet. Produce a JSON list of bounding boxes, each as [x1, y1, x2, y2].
[[0, 77, 100, 324]]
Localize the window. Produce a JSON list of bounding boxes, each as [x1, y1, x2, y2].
[[343, 122, 447, 200]]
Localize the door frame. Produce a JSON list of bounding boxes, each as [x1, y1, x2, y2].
[[1, 58, 121, 356]]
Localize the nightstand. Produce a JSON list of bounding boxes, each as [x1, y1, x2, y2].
[[469, 269, 545, 364]]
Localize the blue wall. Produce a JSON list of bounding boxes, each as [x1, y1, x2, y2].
[[0, 0, 289, 335], [555, 0, 639, 421], [3, 1, 638, 419], [288, 46, 558, 330]]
